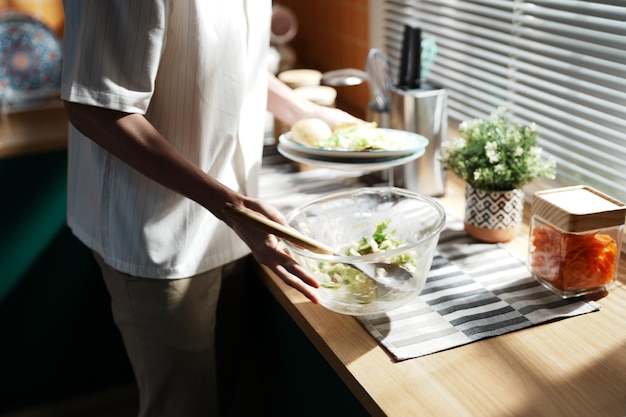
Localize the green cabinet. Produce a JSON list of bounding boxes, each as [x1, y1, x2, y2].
[[0, 150, 132, 413]]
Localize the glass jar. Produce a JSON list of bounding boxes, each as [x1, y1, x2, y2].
[[528, 186, 626, 298]]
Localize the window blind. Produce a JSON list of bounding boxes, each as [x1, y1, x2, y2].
[[382, 0, 626, 203]]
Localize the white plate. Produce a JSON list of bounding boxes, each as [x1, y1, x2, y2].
[[278, 128, 429, 161], [277, 144, 426, 172]]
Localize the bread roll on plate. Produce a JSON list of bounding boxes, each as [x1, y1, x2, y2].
[[290, 118, 332, 147]]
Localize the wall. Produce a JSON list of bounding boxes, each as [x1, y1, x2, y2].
[[276, 0, 370, 118], [0, 0, 64, 36]]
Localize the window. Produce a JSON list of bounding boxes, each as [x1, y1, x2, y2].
[[377, 0, 626, 203]]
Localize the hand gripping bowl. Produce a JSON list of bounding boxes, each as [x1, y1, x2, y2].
[[284, 187, 446, 315]]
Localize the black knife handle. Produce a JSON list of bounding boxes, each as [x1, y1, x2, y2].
[[409, 27, 422, 89], [397, 24, 413, 89]]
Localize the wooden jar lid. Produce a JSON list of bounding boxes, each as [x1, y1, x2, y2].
[[532, 185, 626, 232]]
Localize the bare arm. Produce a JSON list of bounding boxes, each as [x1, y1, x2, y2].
[[267, 72, 363, 128], [63, 101, 321, 302], [63, 102, 237, 216]]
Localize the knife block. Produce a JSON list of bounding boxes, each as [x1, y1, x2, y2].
[[388, 83, 447, 197]]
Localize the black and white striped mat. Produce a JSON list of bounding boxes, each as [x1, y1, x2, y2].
[[357, 217, 601, 361], [257, 151, 601, 361]]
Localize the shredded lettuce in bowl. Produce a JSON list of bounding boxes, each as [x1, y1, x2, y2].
[[315, 220, 417, 304], [316, 124, 406, 151]]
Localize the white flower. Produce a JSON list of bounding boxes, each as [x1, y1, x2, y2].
[[441, 107, 556, 190], [442, 137, 465, 155], [485, 141, 499, 163]]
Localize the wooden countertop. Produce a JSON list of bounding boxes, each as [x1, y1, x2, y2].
[[257, 153, 626, 417], [0, 100, 68, 158]]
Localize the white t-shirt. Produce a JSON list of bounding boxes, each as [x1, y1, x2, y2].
[[61, 0, 270, 278]]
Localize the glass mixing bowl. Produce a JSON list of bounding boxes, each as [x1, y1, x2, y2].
[[284, 187, 446, 315]]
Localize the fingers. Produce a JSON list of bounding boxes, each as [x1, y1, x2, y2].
[[315, 106, 365, 130], [262, 241, 320, 304], [273, 262, 320, 304], [241, 200, 289, 226], [224, 199, 320, 303], [257, 244, 320, 304], [275, 257, 319, 288], [246, 230, 321, 303]]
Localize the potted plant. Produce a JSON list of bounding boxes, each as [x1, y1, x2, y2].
[[440, 107, 557, 242]]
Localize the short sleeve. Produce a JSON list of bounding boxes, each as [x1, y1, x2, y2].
[[61, 0, 168, 114]]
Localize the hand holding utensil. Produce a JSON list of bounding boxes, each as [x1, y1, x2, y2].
[[224, 202, 412, 290]]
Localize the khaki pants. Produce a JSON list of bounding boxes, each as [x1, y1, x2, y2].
[[95, 253, 251, 417]]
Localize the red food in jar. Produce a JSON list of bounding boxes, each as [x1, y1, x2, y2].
[[530, 225, 617, 291]]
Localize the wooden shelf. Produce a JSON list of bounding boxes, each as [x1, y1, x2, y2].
[[0, 99, 68, 158]]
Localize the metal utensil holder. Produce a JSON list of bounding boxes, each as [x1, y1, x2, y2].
[[387, 83, 447, 197]]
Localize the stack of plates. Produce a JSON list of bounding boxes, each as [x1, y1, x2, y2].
[[277, 128, 428, 171]]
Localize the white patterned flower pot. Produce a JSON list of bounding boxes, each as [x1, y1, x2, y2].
[[464, 185, 524, 243]]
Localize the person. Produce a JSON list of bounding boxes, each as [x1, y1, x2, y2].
[[60, 1, 363, 416]]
